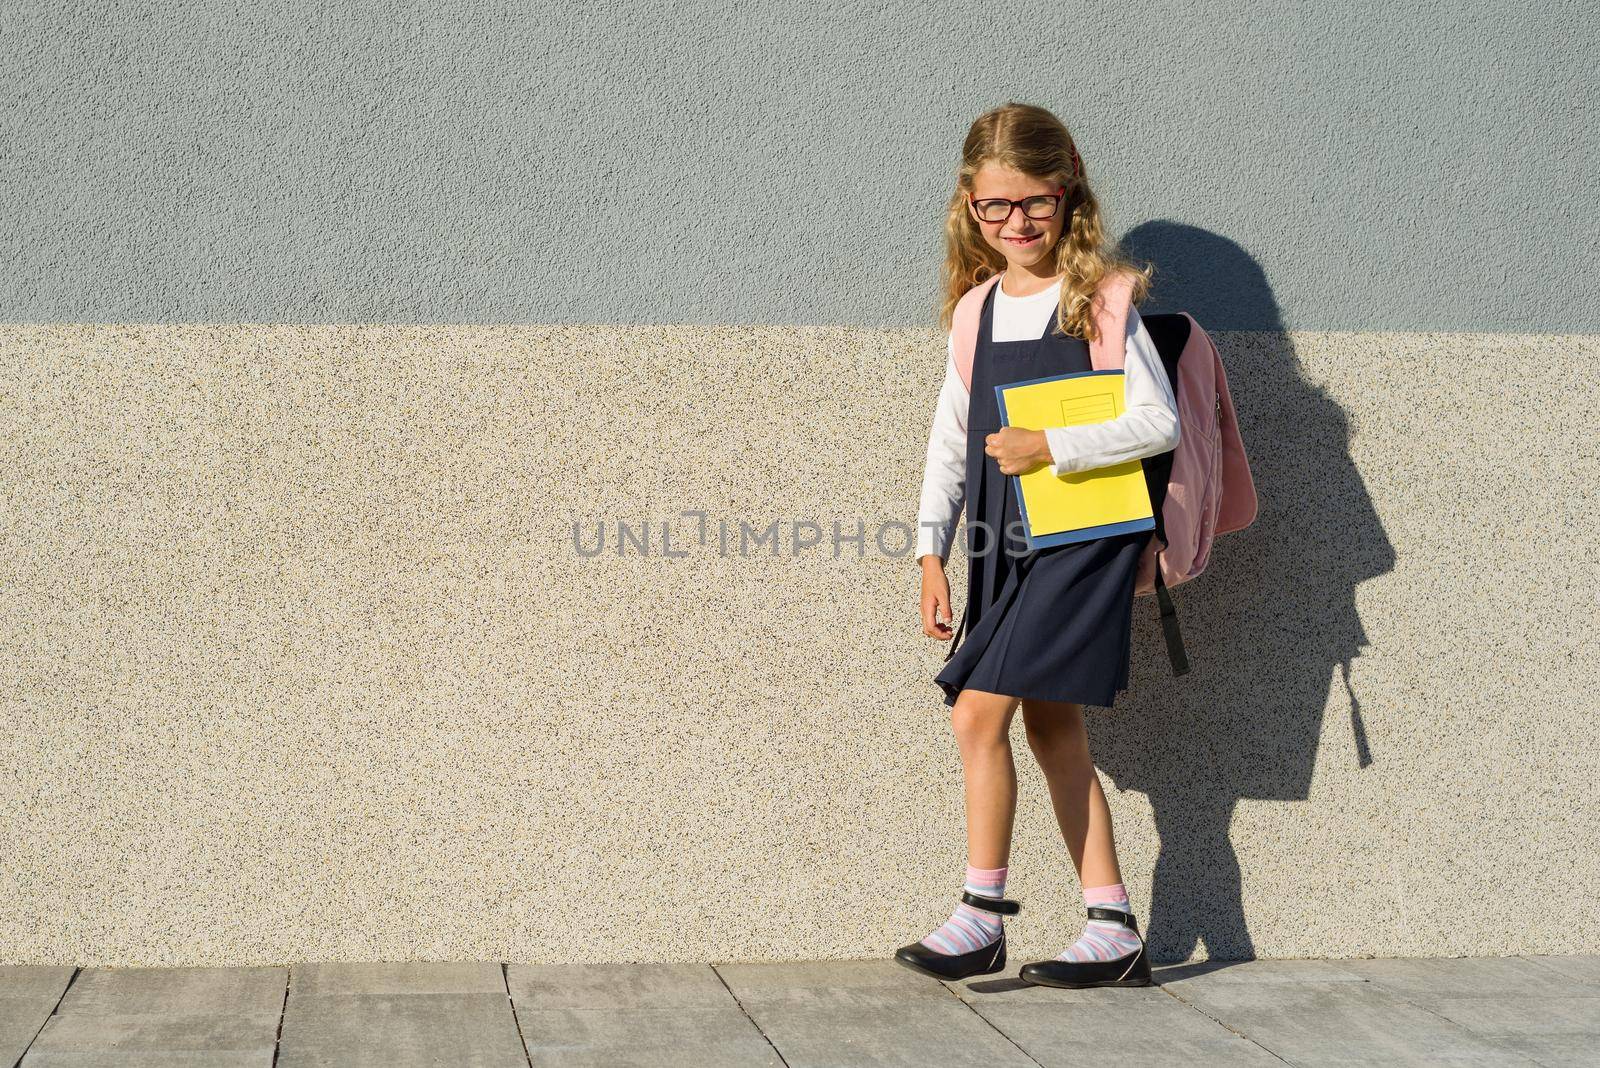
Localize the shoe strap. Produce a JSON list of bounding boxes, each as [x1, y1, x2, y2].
[[960, 890, 1021, 915], [1086, 905, 1137, 928], [1086, 905, 1149, 969]]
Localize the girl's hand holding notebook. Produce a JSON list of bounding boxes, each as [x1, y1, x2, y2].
[[984, 426, 1052, 475]]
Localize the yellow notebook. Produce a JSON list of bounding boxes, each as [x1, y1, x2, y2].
[[995, 369, 1155, 549]]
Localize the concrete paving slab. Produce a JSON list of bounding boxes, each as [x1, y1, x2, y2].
[[715, 958, 954, 1007], [55, 966, 287, 1017], [513, 1006, 781, 1067], [1479, 1033, 1600, 1068], [506, 963, 778, 1066], [0, 967, 76, 1068], [21, 1011, 279, 1068], [506, 961, 734, 1009], [1167, 976, 1543, 1066], [1337, 952, 1600, 1066], [1416, 984, 1600, 1064], [1342, 954, 1574, 998], [945, 972, 1169, 1003], [1525, 953, 1600, 986], [1152, 958, 1369, 985], [739, 996, 1037, 1068], [949, 976, 1282, 1067], [0, 969, 77, 1000], [275, 991, 527, 1068], [23, 966, 285, 1068], [289, 961, 505, 998], [22, 1051, 268, 1067], [718, 960, 1035, 1067], [1426, 994, 1600, 1036], [0, 1010, 55, 1068]]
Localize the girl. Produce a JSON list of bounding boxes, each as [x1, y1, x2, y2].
[[895, 103, 1181, 988]]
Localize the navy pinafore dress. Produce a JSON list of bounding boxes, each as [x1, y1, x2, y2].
[[934, 282, 1153, 709]]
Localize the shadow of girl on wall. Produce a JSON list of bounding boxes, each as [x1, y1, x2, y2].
[[1091, 222, 1393, 962]]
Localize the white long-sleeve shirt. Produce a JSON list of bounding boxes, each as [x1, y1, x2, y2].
[[916, 275, 1181, 562]]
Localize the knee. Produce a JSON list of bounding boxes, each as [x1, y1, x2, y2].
[[1025, 726, 1094, 772], [950, 704, 1011, 750], [1023, 708, 1087, 755], [1022, 721, 1062, 755]]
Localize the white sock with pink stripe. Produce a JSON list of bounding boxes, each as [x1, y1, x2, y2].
[[919, 864, 1007, 955], [1056, 882, 1143, 962]]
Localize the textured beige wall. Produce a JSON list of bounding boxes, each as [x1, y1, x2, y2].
[[1, 325, 1596, 967]]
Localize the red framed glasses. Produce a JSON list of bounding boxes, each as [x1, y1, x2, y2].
[[968, 185, 1068, 224]]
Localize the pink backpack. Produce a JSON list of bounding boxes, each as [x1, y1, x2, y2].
[[950, 271, 1258, 675]]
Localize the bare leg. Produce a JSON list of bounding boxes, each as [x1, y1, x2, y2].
[[1021, 697, 1123, 887], [950, 688, 1021, 869]]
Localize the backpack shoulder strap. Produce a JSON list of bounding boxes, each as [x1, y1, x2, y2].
[[953, 269, 1136, 387], [1087, 269, 1137, 371], [950, 274, 1002, 393]]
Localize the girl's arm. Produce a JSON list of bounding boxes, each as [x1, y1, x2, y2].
[[1042, 306, 1181, 474], [915, 333, 968, 563]]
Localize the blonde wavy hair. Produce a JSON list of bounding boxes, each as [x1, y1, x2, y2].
[[939, 102, 1152, 344]]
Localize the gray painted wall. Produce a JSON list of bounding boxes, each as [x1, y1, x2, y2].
[[4, 0, 1595, 330]]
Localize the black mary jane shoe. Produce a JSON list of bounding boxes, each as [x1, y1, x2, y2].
[[1018, 905, 1154, 988], [894, 890, 1021, 981]]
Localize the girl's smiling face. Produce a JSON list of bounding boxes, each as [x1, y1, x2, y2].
[[967, 162, 1072, 279]]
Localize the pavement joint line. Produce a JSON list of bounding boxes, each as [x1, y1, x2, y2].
[[270, 965, 290, 1068], [1153, 975, 1295, 1065], [937, 977, 1048, 1068], [501, 961, 536, 1068], [19, 964, 83, 1068], [708, 962, 792, 1068]]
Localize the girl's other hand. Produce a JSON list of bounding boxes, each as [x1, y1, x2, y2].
[[920, 558, 954, 639], [985, 427, 1051, 475]]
